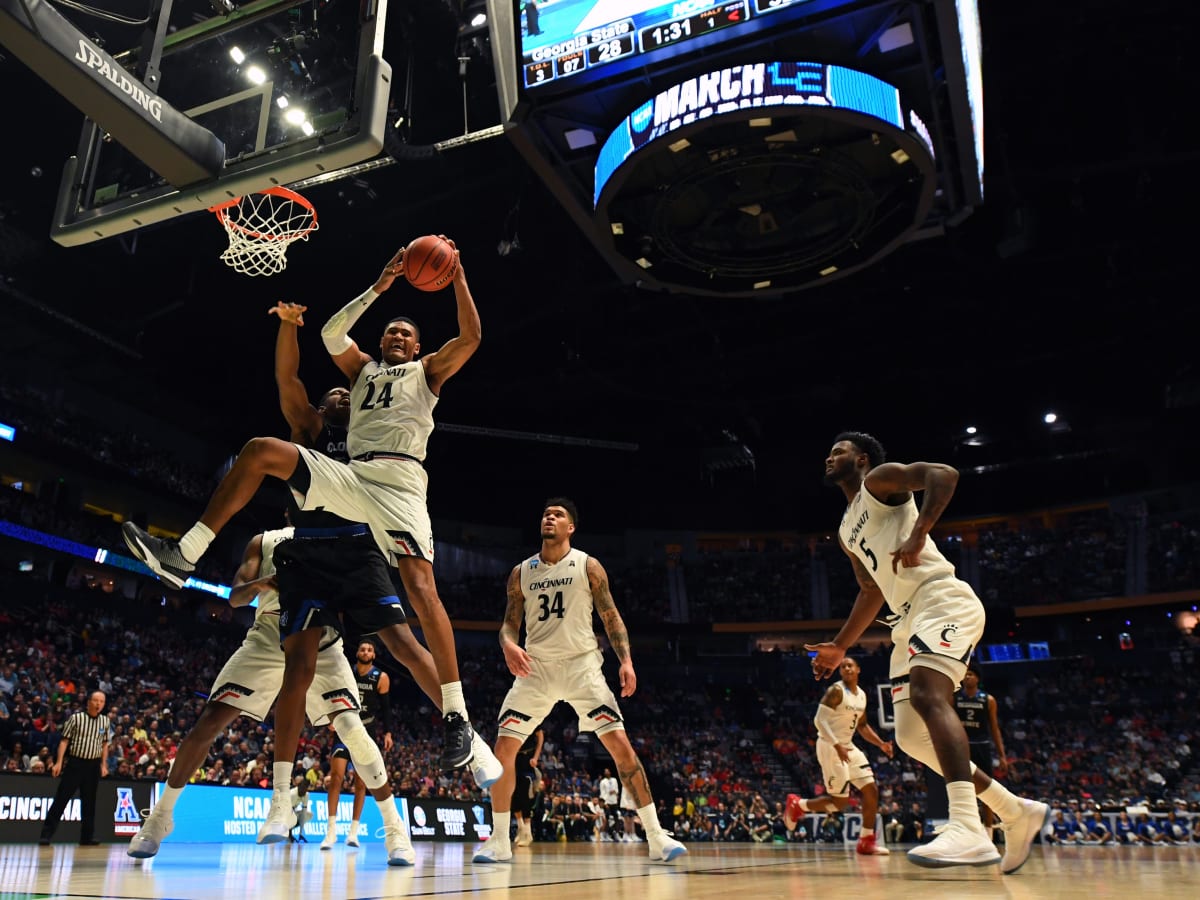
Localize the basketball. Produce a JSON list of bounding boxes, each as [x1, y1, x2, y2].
[[404, 234, 457, 291]]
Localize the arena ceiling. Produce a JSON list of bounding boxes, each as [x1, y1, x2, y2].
[[0, 0, 1194, 533]]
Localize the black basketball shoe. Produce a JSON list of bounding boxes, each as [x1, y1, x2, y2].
[[441, 712, 476, 771], [122, 522, 195, 589]]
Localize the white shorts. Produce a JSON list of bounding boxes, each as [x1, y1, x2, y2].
[[496, 651, 625, 740], [816, 738, 874, 797], [889, 576, 985, 702], [207, 615, 361, 727], [292, 447, 434, 563]]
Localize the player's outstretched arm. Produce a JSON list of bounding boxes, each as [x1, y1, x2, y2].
[[806, 542, 886, 679], [423, 238, 481, 393], [228, 534, 273, 608], [270, 302, 323, 443], [501, 565, 533, 677], [588, 557, 636, 697], [320, 249, 403, 383]]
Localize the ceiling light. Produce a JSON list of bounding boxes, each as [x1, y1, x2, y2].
[[246, 65, 267, 86], [965, 426, 977, 435], [284, 107, 307, 125], [470, 12, 487, 27], [275, 95, 289, 109], [301, 121, 315, 136], [1043, 412, 1057, 424], [878, 22, 914, 53], [564, 128, 596, 150], [229, 46, 245, 65]]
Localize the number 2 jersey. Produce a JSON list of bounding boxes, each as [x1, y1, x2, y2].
[[348, 359, 437, 461], [520, 547, 598, 660], [839, 486, 963, 616]]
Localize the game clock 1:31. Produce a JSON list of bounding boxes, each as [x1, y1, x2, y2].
[[640, 1, 748, 52]]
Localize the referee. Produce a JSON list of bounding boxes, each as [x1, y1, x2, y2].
[[39, 690, 110, 846]]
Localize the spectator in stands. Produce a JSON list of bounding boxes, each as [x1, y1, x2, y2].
[[1080, 808, 1112, 844], [1134, 812, 1165, 844], [1046, 809, 1084, 844]]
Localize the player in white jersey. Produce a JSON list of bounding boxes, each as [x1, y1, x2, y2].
[[126, 529, 415, 865], [472, 498, 687, 864], [121, 241, 489, 773], [805, 432, 1049, 872], [782, 657, 894, 855]]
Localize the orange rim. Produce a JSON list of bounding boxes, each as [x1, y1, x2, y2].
[[210, 186, 318, 241]]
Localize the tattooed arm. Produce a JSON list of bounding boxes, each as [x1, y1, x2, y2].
[[588, 556, 636, 697], [500, 565, 532, 677]]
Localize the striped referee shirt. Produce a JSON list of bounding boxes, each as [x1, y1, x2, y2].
[[61, 711, 111, 760]]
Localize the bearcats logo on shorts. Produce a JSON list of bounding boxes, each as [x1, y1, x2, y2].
[[321, 688, 360, 711], [498, 708, 532, 729], [587, 704, 622, 726], [211, 681, 254, 703]]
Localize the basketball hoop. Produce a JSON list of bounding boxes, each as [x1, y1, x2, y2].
[[209, 187, 319, 276]]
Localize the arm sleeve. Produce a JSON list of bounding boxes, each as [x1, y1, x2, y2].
[[377, 690, 394, 736], [814, 704, 841, 744], [320, 287, 378, 355]]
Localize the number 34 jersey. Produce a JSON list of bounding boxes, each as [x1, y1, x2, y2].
[[520, 547, 599, 660], [839, 487, 957, 616]]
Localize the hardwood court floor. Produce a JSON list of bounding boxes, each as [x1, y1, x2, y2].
[[2, 840, 1197, 899]]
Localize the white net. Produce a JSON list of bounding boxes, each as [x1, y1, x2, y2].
[[213, 188, 319, 276]]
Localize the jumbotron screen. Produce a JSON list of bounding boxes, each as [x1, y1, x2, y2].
[[517, 0, 846, 92]]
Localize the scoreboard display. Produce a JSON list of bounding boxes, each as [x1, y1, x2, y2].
[[518, 0, 843, 91]]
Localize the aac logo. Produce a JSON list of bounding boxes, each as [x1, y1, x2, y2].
[[114, 787, 141, 823], [472, 805, 486, 826], [413, 805, 427, 827]]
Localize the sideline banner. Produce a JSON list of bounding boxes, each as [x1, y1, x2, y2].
[[0, 775, 492, 844], [407, 797, 492, 843], [0, 773, 154, 843]]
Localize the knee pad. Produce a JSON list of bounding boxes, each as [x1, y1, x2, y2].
[[332, 714, 387, 791]]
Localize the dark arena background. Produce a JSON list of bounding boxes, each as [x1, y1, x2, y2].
[[0, 0, 1196, 897]]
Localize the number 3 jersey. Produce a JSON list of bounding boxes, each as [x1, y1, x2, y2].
[[348, 359, 438, 461], [819, 680, 867, 745], [839, 486, 958, 616], [520, 548, 598, 659]]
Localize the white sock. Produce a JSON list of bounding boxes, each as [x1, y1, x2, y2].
[[947, 780, 983, 829], [638, 803, 662, 835], [154, 785, 183, 815], [376, 796, 401, 828], [861, 827, 875, 838], [492, 810, 511, 844], [796, 798, 811, 812], [978, 779, 1023, 822], [179, 522, 215, 564], [272, 762, 293, 795], [441, 682, 467, 718], [326, 812, 337, 833], [349, 818, 360, 838]]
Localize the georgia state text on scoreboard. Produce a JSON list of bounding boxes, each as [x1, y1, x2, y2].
[[520, 0, 826, 90]]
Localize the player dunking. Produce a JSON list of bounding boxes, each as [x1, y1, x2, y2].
[[122, 241, 489, 771], [806, 432, 1048, 871], [321, 639, 393, 849], [472, 498, 686, 864], [271, 300, 499, 791], [783, 656, 894, 855], [126, 529, 415, 865]]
